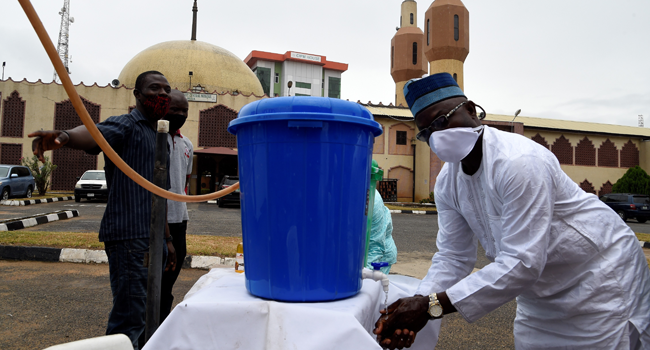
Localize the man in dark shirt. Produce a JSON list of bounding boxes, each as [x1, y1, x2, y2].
[[29, 70, 176, 350]]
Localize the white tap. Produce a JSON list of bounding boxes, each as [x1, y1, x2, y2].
[[362, 267, 390, 293]]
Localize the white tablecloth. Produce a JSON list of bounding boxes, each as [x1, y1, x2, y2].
[[144, 269, 440, 350]]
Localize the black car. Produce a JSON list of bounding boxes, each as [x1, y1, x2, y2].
[[599, 193, 650, 223], [216, 175, 240, 208]]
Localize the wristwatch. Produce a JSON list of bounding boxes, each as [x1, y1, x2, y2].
[[165, 235, 173, 242], [427, 293, 443, 318]]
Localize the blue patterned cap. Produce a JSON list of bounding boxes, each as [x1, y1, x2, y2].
[[404, 73, 466, 118]]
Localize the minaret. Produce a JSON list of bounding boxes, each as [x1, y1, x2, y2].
[[424, 0, 469, 90], [391, 0, 427, 107], [191, 0, 198, 40]]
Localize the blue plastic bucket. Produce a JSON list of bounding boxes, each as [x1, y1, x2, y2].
[[228, 97, 383, 302]]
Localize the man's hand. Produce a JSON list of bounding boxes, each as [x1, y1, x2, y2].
[[165, 241, 177, 272], [373, 295, 430, 349], [28, 130, 69, 162]]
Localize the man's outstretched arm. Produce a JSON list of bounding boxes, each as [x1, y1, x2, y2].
[[28, 125, 98, 161]]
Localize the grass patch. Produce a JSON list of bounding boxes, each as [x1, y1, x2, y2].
[[636, 233, 650, 243], [0, 231, 238, 257], [0, 231, 102, 249], [385, 204, 437, 212], [187, 236, 239, 257]]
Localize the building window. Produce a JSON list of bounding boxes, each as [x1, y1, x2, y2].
[[427, 19, 430, 45], [52, 97, 101, 190], [453, 73, 457, 82], [391, 46, 394, 68], [454, 15, 459, 41], [295, 82, 311, 89], [328, 77, 341, 99], [255, 67, 271, 96], [410, 13, 413, 25], [2, 91, 25, 138], [0, 143, 22, 165], [295, 93, 310, 96], [396, 131, 407, 145], [199, 105, 237, 148], [412, 42, 418, 65], [275, 73, 279, 84]]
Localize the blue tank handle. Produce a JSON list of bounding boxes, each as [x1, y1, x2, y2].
[[371, 262, 389, 270]]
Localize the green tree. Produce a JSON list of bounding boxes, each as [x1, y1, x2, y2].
[[611, 166, 650, 195], [21, 155, 57, 196]]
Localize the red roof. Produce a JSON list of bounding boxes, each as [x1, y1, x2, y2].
[[244, 50, 348, 72]]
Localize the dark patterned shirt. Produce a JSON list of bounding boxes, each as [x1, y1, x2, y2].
[[88, 109, 164, 242]]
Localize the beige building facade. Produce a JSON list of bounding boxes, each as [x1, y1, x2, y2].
[[365, 102, 650, 202], [0, 77, 264, 194]]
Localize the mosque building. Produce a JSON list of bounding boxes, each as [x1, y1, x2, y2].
[[0, 0, 648, 201]]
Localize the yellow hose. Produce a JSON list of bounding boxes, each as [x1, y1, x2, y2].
[[18, 0, 238, 202]]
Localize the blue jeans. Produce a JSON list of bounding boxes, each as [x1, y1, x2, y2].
[[105, 238, 167, 350]]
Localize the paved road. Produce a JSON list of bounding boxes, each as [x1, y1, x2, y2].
[[4, 200, 649, 238], [0, 260, 209, 350]]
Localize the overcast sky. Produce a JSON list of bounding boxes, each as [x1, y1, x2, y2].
[[2, 0, 649, 127]]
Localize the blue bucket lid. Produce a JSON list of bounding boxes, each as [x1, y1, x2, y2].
[[228, 97, 382, 136]]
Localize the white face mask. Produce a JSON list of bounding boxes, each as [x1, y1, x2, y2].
[[428, 126, 484, 163]]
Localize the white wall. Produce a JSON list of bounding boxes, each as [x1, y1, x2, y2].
[[283, 61, 323, 97]]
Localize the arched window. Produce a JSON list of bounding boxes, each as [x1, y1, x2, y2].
[[453, 73, 457, 82], [412, 42, 417, 65], [199, 105, 238, 148], [52, 97, 101, 190], [410, 13, 413, 25], [454, 15, 459, 41], [427, 19, 430, 45], [2, 91, 25, 138]]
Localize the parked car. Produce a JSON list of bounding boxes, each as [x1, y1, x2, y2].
[[0, 164, 36, 200], [74, 170, 108, 202], [216, 175, 240, 207], [599, 193, 650, 223]]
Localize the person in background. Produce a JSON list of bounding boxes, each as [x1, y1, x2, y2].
[[373, 72, 650, 349], [160, 90, 194, 323], [28, 71, 176, 350], [366, 189, 397, 274]]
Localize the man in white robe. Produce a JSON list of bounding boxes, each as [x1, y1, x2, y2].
[[373, 73, 650, 350]]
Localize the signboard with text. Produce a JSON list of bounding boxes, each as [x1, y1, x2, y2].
[[183, 92, 217, 103], [290, 52, 322, 63]]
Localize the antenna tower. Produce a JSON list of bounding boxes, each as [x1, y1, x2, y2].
[[53, 0, 74, 83]]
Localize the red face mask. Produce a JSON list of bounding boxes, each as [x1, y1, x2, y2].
[[142, 95, 171, 119]]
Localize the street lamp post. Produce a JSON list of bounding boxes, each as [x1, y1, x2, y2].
[[2, 62, 5, 80], [510, 109, 521, 133], [287, 81, 293, 97]]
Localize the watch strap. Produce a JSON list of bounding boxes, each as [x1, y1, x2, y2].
[[428, 293, 443, 318]]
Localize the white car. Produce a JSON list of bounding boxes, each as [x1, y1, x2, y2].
[[74, 170, 107, 202]]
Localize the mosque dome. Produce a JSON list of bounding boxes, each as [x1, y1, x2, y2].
[[117, 40, 264, 96]]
